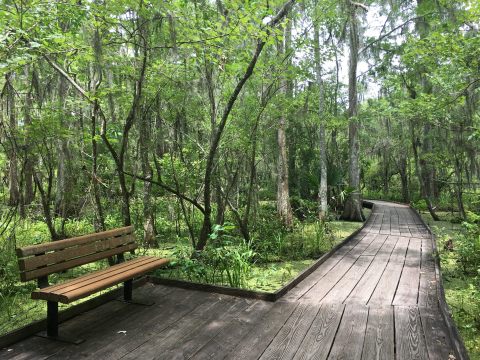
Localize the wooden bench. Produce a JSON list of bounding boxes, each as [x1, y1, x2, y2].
[[16, 226, 169, 343]]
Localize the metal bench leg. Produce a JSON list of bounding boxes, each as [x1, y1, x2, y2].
[[119, 279, 154, 306], [124, 279, 133, 301], [35, 301, 84, 345], [47, 301, 59, 337]]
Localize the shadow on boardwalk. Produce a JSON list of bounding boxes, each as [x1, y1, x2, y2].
[[2, 201, 466, 359]]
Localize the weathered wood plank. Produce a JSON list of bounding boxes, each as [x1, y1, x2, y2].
[[346, 236, 398, 304], [392, 238, 422, 306], [394, 306, 427, 360], [224, 301, 298, 360], [302, 235, 377, 302], [120, 297, 240, 360], [321, 255, 374, 304], [163, 298, 252, 359], [418, 238, 438, 308], [190, 300, 273, 360], [368, 236, 409, 306], [259, 302, 320, 360], [46, 286, 197, 359], [361, 306, 394, 360], [327, 304, 368, 360], [293, 303, 344, 360], [419, 307, 455, 360]]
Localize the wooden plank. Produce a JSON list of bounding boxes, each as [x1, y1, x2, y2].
[[321, 255, 374, 304], [190, 300, 273, 360], [292, 303, 344, 360], [302, 234, 378, 302], [162, 298, 252, 359], [50, 287, 209, 359], [19, 234, 136, 271], [368, 236, 409, 306], [224, 301, 298, 360], [327, 304, 368, 360], [418, 238, 438, 308], [283, 234, 367, 302], [346, 236, 398, 304], [22, 243, 137, 281], [35, 256, 153, 292], [120, 296, 243, 360], [419, 306, 455, 359], [361, 306, 394, 360], [392, 238, 422, 306], [394, 306, 427, 360], [32, 257, 169, 303], [259, 302, 321, 360], [362, 234, 388, 256], [16, 226, 134, 257]]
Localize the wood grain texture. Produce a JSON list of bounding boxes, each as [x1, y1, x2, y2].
[[19, 234, 136, 271], [259, 302, 320, 360], [293, 303, 344, 360], [224, 301, 298, 360], [327, 304, 368, 360], [392, 238, 422, 306], [361, 306, 394, 360], [31, 256, 169, 303], [21, 243, 137, 281], [394, 306, 427, 360], [418, 238, 438, 308], [16, 226, 134, 257], [346, 236, 397, 304]]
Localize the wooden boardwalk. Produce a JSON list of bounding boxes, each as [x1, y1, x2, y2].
[[2, 201, 461, 359]]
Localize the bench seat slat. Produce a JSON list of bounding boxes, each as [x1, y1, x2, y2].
[[32, 256, 169, 304], [17, 226, 134, 258], [42, 257, 156, 293], [21, 243, 137, 281]]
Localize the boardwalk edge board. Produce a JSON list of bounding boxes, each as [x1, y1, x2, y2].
[[0, 277, 148, 349], [150, 203, 372, 302], [410, 205, 470, 360]]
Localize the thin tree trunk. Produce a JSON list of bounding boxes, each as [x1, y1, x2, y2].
[[276, 17, 293, 228], [342, 2, 365, 222], [23, 67, 35, 206], [5, 73, 20, 207], [139, 110, 155, 245], [314, 22, 328, 219]]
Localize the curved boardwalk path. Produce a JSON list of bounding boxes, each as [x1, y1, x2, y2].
[[2, 201, 463, 359]]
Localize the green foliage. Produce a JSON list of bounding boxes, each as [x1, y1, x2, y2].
[[456, 222, 480, 276], [168, 240, 254, 288]]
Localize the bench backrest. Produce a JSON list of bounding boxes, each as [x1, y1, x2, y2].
[[16, 226, 137, 282]]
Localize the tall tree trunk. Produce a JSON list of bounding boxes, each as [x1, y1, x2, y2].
[[409, 119, 440, 220], [342, 3, 365, 222], [398, 152, 410, 203], [139, 110, 156, 245], [276, 16, 293, 228], [54, 75, 71, 221], [413, 0, 439, 220], [5, 73, 20, 207], [314, 22, 327, 219], [23, 67, 35, 206]]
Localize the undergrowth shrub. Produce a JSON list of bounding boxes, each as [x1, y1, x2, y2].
[[168, 226, 255, 288], [456, 222, 480, 276]]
